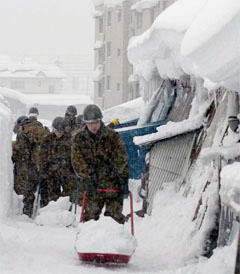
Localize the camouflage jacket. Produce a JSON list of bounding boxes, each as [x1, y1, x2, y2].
[[40, 132, 73, 174], [13, 121, 48, 168], [71, 123, 129, 189]]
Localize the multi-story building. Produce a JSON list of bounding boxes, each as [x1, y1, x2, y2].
[[93, 0, 175, 109]]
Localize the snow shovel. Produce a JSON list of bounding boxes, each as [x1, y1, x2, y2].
[[77, 189, 135, 265]]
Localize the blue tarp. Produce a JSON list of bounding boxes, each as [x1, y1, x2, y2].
[[117, 120, 164, 179]]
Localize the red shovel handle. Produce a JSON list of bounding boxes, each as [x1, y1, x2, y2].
[[79, 189, 134, 236]]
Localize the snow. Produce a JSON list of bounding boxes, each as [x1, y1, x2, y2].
[[75, 218, 137, 255], [220, 163, 240, 215], [92, 0, 125, 8], [103, 97, 144, 124], [128, 0, 206, 81], [93, 64, 104, 81], [134, 115, 203, 145], [131, 0, 159, 12], [0, 55, 65, 79], [0, 87, 33, 106], [0, 97, 13, 220], [35, 197, 76, 227], [27, 94, 92, 106]]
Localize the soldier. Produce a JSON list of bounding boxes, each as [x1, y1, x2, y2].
[[39, 117, 76, 203], [14, 115, 48, 217], [64, 105, 78, 135], [71, 104, 129, 224], [12, 116, 28, 195]]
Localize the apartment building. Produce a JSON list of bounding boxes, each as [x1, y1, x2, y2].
[[93, 0, 175, 109]]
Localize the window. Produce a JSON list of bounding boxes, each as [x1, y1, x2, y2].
[[117, 48, 121, 56], [38, 80, 42, 87], [49, 85, 55, 93], [136, 82, 140, 97], [106, 76, 111, 90], [99, 17, 103, 33], [98, 81, 103, 97], [107, 42, 111, 57], [10, 80, 25, 90], [98, 46, 105, 63], [136, 12, 143, 29], [117, 83, 120, 91], [117, 10, 122, 22], [107, 11, 112, 26]]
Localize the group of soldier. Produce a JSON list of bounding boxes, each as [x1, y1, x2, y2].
[[12, 104, 129, 224]]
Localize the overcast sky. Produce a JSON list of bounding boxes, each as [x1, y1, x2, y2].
[[0, 0, 94, 56]]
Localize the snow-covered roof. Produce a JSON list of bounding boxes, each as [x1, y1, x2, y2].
[[134, 115, 203, 146], [0, 55, 65, 79], [128, 0, 240, 92], [128, 0, 204, 81], [0, 87, 33, 105], [27, 94, 93, 106], [131, 0, 159, 12], [103, 97, 144, 124]]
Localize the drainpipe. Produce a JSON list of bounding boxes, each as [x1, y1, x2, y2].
[[228, 91, 239, 133]]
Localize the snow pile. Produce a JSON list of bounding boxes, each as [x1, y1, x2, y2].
[[75, 218, 137, 255], [35, 197, 75, 227], [220, 163, 240, 215], [0, 96, 13, 220]]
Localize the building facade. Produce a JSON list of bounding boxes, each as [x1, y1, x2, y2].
[[93, 0, 175, 109], [0, 56, 65, 94]]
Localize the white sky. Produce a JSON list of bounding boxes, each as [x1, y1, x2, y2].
[[0, 0, 94, 56]]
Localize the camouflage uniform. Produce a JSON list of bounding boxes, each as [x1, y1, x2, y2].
[[64, 116, 78, 135], [71, 123, 129, 224], [14, 121, 48, 217], [39, 132, 76, 202]]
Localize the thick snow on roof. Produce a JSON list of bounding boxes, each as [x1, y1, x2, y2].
[[103, 97, 144, 124], [128, 0, 205, 81], [128, 0, 240, 92], [27, 94, 92, 106], [181, 0, 240, 92], [0, 87, 33, 105], [134, 115, 203, 145]]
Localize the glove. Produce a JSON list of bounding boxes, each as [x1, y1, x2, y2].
[[85, 180, 96, 197]]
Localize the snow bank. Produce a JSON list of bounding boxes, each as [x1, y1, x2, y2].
[[220, 163, 240, 215], [0, 96, 13, 220], [75, 218, 137, 255], [35, 197, 75, 227]]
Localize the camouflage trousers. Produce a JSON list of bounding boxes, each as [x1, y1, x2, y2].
[[82, 192, 125, 224], [22, 164, 39, 218], [13, 163, 27, 195], [47, 170, 77, 202]]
